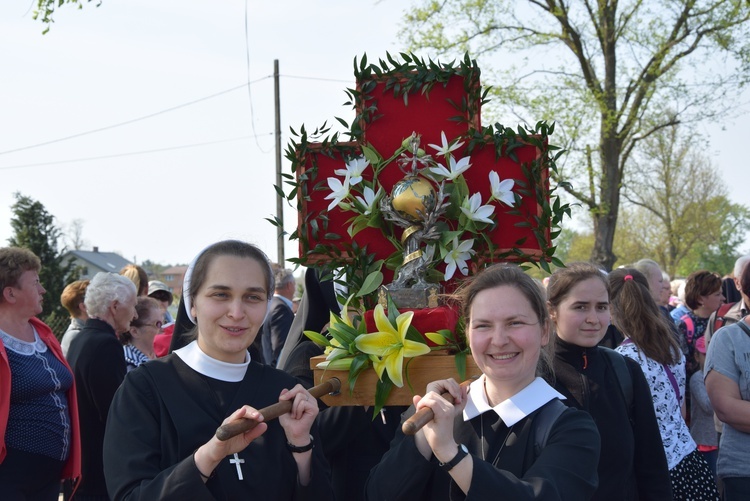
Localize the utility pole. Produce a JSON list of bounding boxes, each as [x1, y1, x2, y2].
[[274, 59, 284, 266]]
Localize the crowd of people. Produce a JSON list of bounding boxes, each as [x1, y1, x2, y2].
[[1, 241, 749, 500]]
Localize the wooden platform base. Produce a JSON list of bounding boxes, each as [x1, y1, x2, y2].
[[310, 353, 480, 406]]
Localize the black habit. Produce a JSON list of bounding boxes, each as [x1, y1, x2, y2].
[[366, 400, 601, 500], [103, 354, 332, 500]]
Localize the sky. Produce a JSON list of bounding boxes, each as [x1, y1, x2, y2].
[[1, 0, 749, 268]]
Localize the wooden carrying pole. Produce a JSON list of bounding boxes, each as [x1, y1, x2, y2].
[[401, 377, 477, 436], [215, 377, 341, 441]]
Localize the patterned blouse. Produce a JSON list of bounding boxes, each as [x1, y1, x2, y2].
[[616, 341, 696, 470], [123, 344, 151, 372]]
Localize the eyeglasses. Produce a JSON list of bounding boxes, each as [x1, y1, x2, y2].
[[133, 320, 163, 330]]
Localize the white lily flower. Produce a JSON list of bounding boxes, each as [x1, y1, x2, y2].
[[354, 186, 380, 215], [334, 157, 369, 186], [460, 193, 495, 224], [428, 131, 464, 157], [324, 174, 351, 211], [489, 171, 515, 207], [443, 237, 475, 281], [428, 155, 471, 180]]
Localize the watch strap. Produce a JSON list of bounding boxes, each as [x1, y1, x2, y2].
[[438, 443, 468, 472], [286, 434, 314, 453]]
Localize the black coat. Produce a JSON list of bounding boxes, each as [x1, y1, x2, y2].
[[261, 297, 294, 367], [66, 318, 127, 497]]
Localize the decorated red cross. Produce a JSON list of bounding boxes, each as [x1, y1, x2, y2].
[[288, 56, 552, 289]]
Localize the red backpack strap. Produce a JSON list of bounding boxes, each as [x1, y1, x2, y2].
[[714, 302, 735, 331], [681, 314, 695, 345]]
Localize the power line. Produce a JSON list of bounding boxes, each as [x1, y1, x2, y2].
[[282, 74, 352, 84], [0, 72, 351, 157], [0, 81, 269, 156], [0, 134, 271, 171], [244, 0, 270, 154]]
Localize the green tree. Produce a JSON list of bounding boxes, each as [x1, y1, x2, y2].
[[613, 124, 749, 276], [402, 0, 750, 270], [671, 199, 750, 277], [7, 193, 75, 322]]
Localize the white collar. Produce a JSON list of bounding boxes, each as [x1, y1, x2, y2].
[[274, 294, 294, 310], [463, 376, 566, 426], [0, 325, 46, 355], [174, 340, 250, 382]]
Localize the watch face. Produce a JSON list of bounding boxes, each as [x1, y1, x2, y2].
[[459, 444, 468, 453]]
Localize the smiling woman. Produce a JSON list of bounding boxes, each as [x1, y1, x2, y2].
[[366, 263, 601, 500], [547, 262, 672, 501], [103, 240, 332, 501]]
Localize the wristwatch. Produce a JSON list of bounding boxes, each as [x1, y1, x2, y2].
[[286, 434, 314, 453], [438, 443, 469, 472]]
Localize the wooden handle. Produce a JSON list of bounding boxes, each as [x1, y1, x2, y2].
[[215, 377, 341, 441], [401, 377, 477, 436]]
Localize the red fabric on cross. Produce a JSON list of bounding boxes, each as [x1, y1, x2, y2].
[[363, 305, 460, 347], [296, 72, 549, 277]]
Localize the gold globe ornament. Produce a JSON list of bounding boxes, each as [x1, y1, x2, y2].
[[390, 176, 436, 222]]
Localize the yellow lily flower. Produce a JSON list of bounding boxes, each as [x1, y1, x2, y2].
[[425, 332, 448, 346], [354, 304, 430, 387], [316, 357, 354, 370], [324, 336, 348, 359]]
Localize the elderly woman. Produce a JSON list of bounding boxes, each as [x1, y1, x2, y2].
[[67, 272, 137, 501], [121, 296, 161, 371], [366, 264, 601, 500], [0, 247, 81, 499], [104, 240, 332, 500]]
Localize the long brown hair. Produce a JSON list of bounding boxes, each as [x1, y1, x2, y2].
[[608, 268, 680, 365]]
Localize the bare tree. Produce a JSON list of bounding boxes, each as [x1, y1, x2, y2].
[[402, 0, 750, 269], [64, 218, 89, 251]]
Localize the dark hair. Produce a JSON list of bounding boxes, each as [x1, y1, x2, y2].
[[120, 264, 149, 296], [684, 270, 722, 310], [454, 263, 553, 383], [188, 240, 274, 307], [547, 262, 609, 310], [741, 262, 750, 298], [0, 247, 41, 304], [149, 290, 173, 304], [121, 296, 161, 344], [608, 268, 680, 365], [61, 279, 90, 317]]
